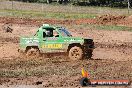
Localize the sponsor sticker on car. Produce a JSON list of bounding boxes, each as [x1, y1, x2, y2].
[[42, 44, 62, 48]]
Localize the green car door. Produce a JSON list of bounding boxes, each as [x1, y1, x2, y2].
[[41, 29, 65, 53]]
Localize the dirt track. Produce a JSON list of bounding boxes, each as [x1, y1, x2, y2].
[[0, 17, 132, 87]]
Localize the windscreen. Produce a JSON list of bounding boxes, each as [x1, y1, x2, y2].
[[58, 27, 72, 37]]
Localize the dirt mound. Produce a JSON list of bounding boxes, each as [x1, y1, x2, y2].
[[2, 23, 13, 33], [96, 14, 126, 25], [118, 15, 132, 27], [0, 17, 96, 26], [1, 16, 132, 27]]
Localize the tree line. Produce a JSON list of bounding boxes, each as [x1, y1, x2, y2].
[[14, 0, 132, 8]]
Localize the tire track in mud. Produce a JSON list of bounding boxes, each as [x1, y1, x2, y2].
[[0, 17, 96, 26], [0, 57, 131, 87], [0, 36, 19, 44], [95, 42, 132, 49], [0, 36, 19, 59], [93, 42, 132, 61]]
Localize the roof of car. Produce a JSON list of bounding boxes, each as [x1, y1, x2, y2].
[[42, 24, 55, 29]]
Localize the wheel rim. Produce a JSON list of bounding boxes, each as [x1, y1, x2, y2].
[[71, 49, 81, 59]]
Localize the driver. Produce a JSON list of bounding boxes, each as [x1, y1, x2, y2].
[[45, 30, 52, 37]]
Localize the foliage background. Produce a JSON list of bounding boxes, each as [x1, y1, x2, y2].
[[9, 0, 131, 8]]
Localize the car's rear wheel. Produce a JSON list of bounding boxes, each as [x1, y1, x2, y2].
[[68, 46, 83, 60], [26, 48, 40, 58]]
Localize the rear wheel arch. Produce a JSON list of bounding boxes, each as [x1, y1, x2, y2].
[[26, 46, 39, 52], [25, 46, 40, 58]]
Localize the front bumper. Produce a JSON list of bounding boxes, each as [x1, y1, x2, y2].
[[83, 44, 95, 50], [88, 44, 95, 49]]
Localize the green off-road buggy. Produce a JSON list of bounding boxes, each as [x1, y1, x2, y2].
[[18, 24, 95, 60]]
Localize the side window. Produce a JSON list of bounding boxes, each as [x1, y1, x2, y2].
[[45, 30, 53, 37], [43, 29, 54, 37], [59, 29, 67, 37], [53, 30, 59, 37]]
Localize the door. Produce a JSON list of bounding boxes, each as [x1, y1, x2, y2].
[[41, 29, 64, 53]]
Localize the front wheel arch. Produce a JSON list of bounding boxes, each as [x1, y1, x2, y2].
[[67, 43, 82, 52]]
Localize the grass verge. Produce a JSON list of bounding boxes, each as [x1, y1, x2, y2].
[[72, 24, 132, 31], [0, 9, 96, 19]]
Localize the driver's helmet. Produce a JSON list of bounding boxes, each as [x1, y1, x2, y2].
[[45, 30, 52, 37]]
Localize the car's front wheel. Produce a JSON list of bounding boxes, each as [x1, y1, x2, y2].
[[68, 46, 83, 60]]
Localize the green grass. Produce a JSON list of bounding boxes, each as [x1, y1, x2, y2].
[[0, 9, 96, 19], [71, 24, 132, 31], [0, 1, 132, 17], [96, 25, 132, 31]]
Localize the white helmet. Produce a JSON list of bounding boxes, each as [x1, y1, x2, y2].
[[46, 30, 52, 37]]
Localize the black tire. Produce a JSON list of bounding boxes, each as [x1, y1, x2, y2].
[[68, 46, 83, 60], [85, 50, 93, 59], [80, 77, 91, 87], [26, 48, 40, 58]]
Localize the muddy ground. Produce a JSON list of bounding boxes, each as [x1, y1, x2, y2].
[[0, 16, 132, 88]]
